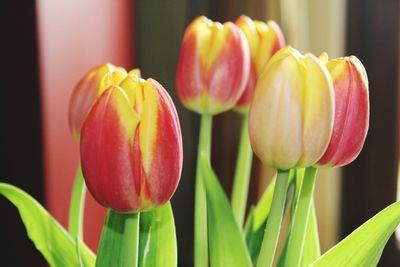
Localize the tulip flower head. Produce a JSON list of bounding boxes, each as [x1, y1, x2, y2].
[[80, 74, 183, 212], [235, 15, 285, 112], [249, 47, 335, 170], [176, 16, 250, 114], [68, 63, 131, 139], [318, 55, 369, 167]]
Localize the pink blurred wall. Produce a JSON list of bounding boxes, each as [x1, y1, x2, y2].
[[36, 0, 134, 251]]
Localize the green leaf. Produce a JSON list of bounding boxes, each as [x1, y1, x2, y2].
[[244, 170, 296, 262], [96, 210, 140, 267], [200, 157, 252, 267], [301, 202, 320, 266], [244, 177, 275, 262], [310, 201, 400, 267], [76, 237, 93, 267], [0, 182, 95, 267], [96, 203, 177, 267], [277, 169, 320, 267], [138, 201, 177, 267], [277, 202, 320, 267]]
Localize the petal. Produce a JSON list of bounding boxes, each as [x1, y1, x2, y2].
[[206, 22, 250, 113], [234, 62, 257, 112], [298, 54, 335, 166], [119, 74, 143, 109], [318, 56, 369, 167], [139, 79, 183, 208], [128, 68, 141, 78], [235, 15, 260, 65], [69, 63, 116, 139], [176, 16, 207, 112], [80, 86, 140, 212], [98, 68, 128, 96], [318, 52, 329, 63], [234, 17, 285, 111], [250, 52, 304, 169], [139, 80, 159, 174], [255, 20, 285, 75]]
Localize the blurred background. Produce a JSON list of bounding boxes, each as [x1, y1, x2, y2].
[[1, 0, 399, 266]]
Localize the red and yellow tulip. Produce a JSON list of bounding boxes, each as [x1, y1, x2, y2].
[[176, 16, 250, 114], [80, 75, 183, 212], [318, 55, 369, 167], [234, 15, 285, 112], [68, 63, 141, 139], [249, 47, 335, 170]]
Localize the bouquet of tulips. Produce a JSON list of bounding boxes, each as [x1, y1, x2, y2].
[[1, 15, 399, 267]]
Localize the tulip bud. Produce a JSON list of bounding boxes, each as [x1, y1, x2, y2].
[[68, 63, 130, 139], [318, 55, 369, 167], [176, 16, 250, 114], [249, 47, 335, 170], [80, 74, 183, 212], [234, 15, 285, 112]]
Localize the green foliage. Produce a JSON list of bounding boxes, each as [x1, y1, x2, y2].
[[139, 202, 177, 267], [310, 201, 400, 267], [278, 202, 320, 267], [201, 157, 252, 267], [3, 166, 400, 267], [278, 168, 320, 267], [95, 202, 177, 267], [0, 182, 95, 267], [244, 170, 296, 263], [244, 176, 276, 262], [96, 210, 140, 267], [300, 203, 321, 266]]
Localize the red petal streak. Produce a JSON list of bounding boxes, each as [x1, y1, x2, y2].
[[142, 79, 183, 208], [234, 20, 285, 111], [176, 32, 205, 103], [69, 72, 98, 137], [235, 62, 257, 110], [81, 87, 141, 212], [269, 21, 285, 56], [207, 24, 249, 107], [318, 61, 369, 167]]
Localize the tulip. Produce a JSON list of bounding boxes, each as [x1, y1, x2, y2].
[[80, 74, 183, 212], [69, 63, 141, 139], [318, 55, 369, 167], [234, 15, 285, 112], [249, 47, 335, 170], [176, 16, 250, 114]]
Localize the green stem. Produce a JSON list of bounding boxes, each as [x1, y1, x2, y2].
[[68, 164, 86, 238], [231, 115, 253, 227], [96, 210, 140, 267], [194, 114, 213, 267], [284, 167, 317, 267], [257, 170, 289, 267]]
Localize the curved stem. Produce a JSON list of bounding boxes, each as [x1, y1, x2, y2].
[[257, 170, 289, 267], [194, 114, 213, 267], [96, 210, 140, 267], [231, 115, 253, 227], [284, 167, 317, 267], [68, 164, 86, 238]]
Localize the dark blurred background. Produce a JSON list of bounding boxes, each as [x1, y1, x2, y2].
[[1, 0, 399, 266]]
